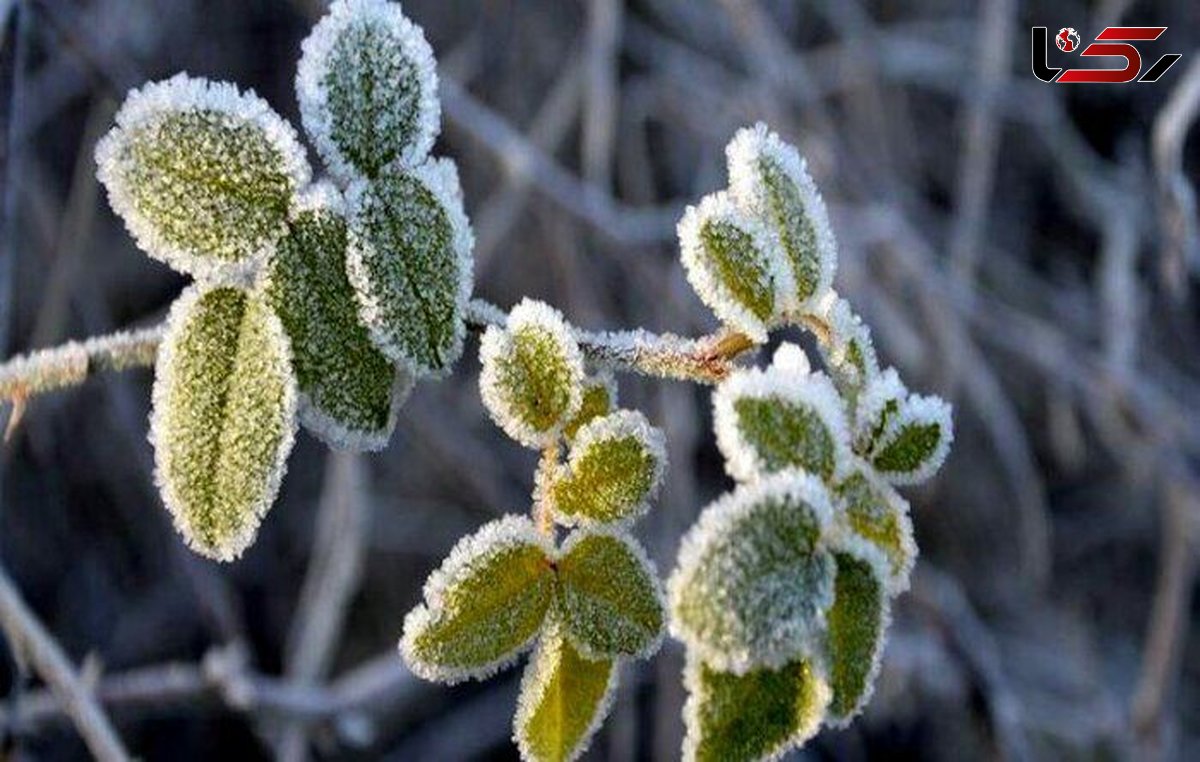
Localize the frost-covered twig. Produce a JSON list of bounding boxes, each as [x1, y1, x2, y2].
[[0, 325, 161, 401], [0, 562, 131, 762]]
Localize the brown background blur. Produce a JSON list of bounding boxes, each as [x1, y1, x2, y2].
[[1, 0, 1199, 759]]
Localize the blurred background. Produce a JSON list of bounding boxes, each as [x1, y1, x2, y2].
[[0, 0, 1198, 759]]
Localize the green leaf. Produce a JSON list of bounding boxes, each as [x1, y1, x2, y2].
[[678, 192, 791, 342], [683, 654, 830, 762], [853, 367, 905, 455], [727, 123, 836, 310], [262, 184, 411, 450], [150, 285, 297, 562], [562, 374, 616, 442], [556, 530, 664, 659], [824, 540, 890, 726], [834, 467, 916, 595], [514, 620, 617, 762], [479, 299, 585, 448], [346, 157, 474, 375], [96, 73, 309, 281], [401, 516, 556, 683], [870, 394, 954, 485], [297, 0, 440, 180], [815, 296, 879, 396], [668, 472, 836, 673], [550, 410, 666, 526]]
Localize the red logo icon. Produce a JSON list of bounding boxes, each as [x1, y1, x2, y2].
[[1056, 28, 1080, 52], [1033, 26, 1182, 83]]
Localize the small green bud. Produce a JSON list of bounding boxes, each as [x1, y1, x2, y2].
[[814, 294, 880, 394], [150, 284, 298, 562]]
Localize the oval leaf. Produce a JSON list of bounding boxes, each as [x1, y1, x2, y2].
[[713, 352, 851, 484], [297, 0, 440, 181], [834, 467, 916, 595], [668, 472, 836, 673], [556, 530, 664, 659], [870, 394, 954, 485], [96, 73, 310, 281], [479, 299, 585, 448], [683, 654, 830, 762], [400, 516, 555, 683], [824, 539, 890, 726], [262, 183, 412, 450], [514, 620, 617, 762], [678, 191, 792, 342], [727, 123, 836, 311], [151, 285, 298, 561], [346, 157, 474, 374], [550, 410, 666, 526], [562, 373, 617, 442]]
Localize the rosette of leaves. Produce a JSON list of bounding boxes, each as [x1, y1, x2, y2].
[[400, 518, 665, 762]]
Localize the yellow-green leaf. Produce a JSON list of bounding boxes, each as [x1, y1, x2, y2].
[[825, 540, 890, 726], [834, 467, 916, 595], [562, 374, 616, 442], [151, 285, 298, 562]]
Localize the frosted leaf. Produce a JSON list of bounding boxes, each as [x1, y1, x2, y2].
[[726, 123, 836, 313], [150, 284, 298, 562], [713, 347, 851, 484], [550, 410, 666, 527], [556, 529, 665, 660], [678, 191, 793, 342], [852, 367, 906, 454], [400, 515, 556, 684], [562, 373, 617, 442], [296, 0, 440, 181], [870, 394, 954, 485], [479, 299, 585, 448], [96, 73, 310, 282], [682, 653, 830, 762], [346, 156, 474, 374], [514, 617, 618, 762], [814, 294, 879, 393], [823, 536, 890, 726], [261, 182, 412, 451], [833, 464, 917, 595], [668, 472, 836, 673]]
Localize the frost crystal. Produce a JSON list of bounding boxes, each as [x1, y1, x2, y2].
[[713, 347, 852, 484], [823, 536, 891, 727], [96, 73, 310, 282], [550, 410, 666, 527], [668, 472, 837, 673], [150, 284, 298, 562], [296, 0, 440, 181], [346, 156, 474, 375], [678, 191, 793, 342], [479, 299, 585, 448], [870, 393, 954, 485], [400, 515, 556, 684], [262, 182, 412, 451], [726, 123, 836, 313]]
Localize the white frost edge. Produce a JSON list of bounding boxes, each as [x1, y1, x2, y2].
[[272, 181, 415, 452], [398, 514, 555, 685], [478, 298, 585, 449], [513, 617, 621, 762], [677, 191, 793, 343], [712, 356, 852, 485], [551, 409, 667, 529], [149, 283, 299, 563], [345, 156, 475, 377], [832, 460, 918, 597], [872, 393, 954, 486], [96, 72, 311, 284], [815, 292, 879, 388], [295, 0, 440, 183], [681, 649, 832, 762], [822, 533, 893, 729], [853, 366, 906, 448], [726, 122, 837, 314], [667, 470, 837, 674], [558, 527, 667, 662]]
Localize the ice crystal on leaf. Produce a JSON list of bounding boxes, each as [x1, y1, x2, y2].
[[479, 299, 585, 448], [96, 73, 310, 282], [150, 285, 297, 562], [550, 410, 666, 527], [262, 183, 412, 451], [296, 0, 440, 181]]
